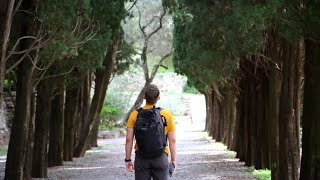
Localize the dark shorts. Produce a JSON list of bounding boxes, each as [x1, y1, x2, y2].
[[134, 153, 169, 180]]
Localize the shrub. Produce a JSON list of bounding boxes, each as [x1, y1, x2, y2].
[[251, 169, 271, 180], [99, 91, 130, 130], [100, 105, 121, 130], [183, 83, 200, 94]]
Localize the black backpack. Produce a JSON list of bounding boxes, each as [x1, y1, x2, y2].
[[134, 107, 167, 159]]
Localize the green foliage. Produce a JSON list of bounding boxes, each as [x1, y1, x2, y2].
[[172, 0, 314, 94], [37, 0, 89, 61], [173, 0, 241, 92], [252, 169, 271, 180], [3, 78, 15, 91], [162, 0, 179, 12], [76, 33, 110, 71], [183, 83, 200, 94], [225, 0, 274, 55], [225, 151, 236, 158], [114, 37, 137, 75], [100, 105, 121, 130], [0, 146, 8, 156], [100, 90, 130, 129], [85, 0, 134, 75], [36, 0, 129, 73], [243, 169, 271, 180], [37, 0, 133, 87], [304, 1, 320, 38]]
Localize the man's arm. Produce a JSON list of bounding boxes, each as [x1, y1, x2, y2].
[[125, 128, 134, 160], [125, 128, 134, 172], [168, 131, 177, 165]]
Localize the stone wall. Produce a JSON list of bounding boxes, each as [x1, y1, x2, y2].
[[0, 92, 14, 145]]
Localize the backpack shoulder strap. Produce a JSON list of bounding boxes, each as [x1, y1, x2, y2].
[[136, 107, 144, 119], [154, 106, 162, 110], [154, 107, 167, 127], [137, 107, 144, 113]]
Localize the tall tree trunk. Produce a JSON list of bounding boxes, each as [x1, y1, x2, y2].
[[260, 77, 270, 169], [4, 49, 35, 180], [4, 1, 36, 178], [204, 92, 211, 132], [32, 79, 53, 178], [63, 84, 79, 161], [231, 93, 240, 152], [217, 95, 224, 142], [278, 38, 301, 180], [90, 118, 99, 147], [266, 29, 281, 180], [212, 91, 220, 141], [223, 88, 231, 146], [226, 87, 236, 149], [73, 68, 106, 157], [48, 77, 65, 167], [300, 39, 320, 180], [205, 91, 214, 136], [23, 90, 35, 180], [74, 70, 91, 147], [246, 66, 256, 167], [73, 33, 120, 157], [294, 39, 303, 162], [0, 0, 15, 109], [255, 77, 265, 169], [236, 73, 246, 161], [242, 74, 249, 163]]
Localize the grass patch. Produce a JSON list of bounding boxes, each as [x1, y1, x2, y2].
[[202, 132, 212, 141], [0, 146, 8, 156], [244, 169, 271, 180], [225, 151, 236, 158], [253, 169, 271, 180], [99, 126, 121, 131], [202, 133, 226, 148]]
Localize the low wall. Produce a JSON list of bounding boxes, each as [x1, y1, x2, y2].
[[98, 129, 126, 139], [0, 92, 14, 145]]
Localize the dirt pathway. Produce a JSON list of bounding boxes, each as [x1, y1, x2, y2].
[[0, 95, 255, 179], [45, 121, 255, 180]]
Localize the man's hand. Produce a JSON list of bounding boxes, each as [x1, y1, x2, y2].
[[169, 161, 176, 177], [125, 161, 134, 172], [168, 131, 177, 173]]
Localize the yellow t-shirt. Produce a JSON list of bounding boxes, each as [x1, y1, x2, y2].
[[127, 104, 176, 155]]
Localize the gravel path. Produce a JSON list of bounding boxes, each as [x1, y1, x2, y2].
[[0, 123, 255, 180], [0, 95, 256, 179], [44, 122, 255, 180]]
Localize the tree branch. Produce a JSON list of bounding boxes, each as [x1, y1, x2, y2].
[[146, 6, 166, 40], [126, 0, 138, 12], [18, 10, 42, 22], [150, 51, 172, 80], [6, 27, 56, 61], [35, 66, 75, 81], [137, 5, 147, 38], [12, 0, 23, 16], [141, 43, 150, 82]]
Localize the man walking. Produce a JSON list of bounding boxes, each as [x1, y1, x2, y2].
[[125, 84, 177, 180]]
